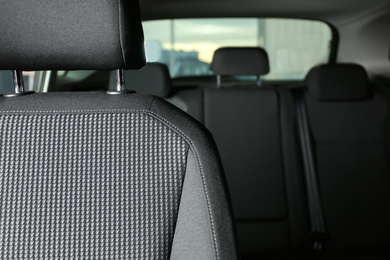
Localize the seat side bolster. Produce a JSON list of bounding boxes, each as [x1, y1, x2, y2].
[[170, 149, 216, 259], [150, 97, 238, 260]]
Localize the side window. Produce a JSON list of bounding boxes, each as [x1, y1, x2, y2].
[[0, 71, 13, 94], [0, 71, 36, 94]]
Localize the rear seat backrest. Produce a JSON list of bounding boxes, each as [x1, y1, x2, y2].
[[304, 64, 390, 255], [111, 62, 204, 122], [109, 62, 171, 97], [206, 47, 309, 258]]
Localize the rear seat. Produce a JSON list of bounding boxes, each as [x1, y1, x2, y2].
[[205, 47, 310, 258], [116, 57, 390, 259], [109, 62, 171, 97], [302, 64, 390, 258], [115, 52, 310, 258], [109, 62, 204, 122]]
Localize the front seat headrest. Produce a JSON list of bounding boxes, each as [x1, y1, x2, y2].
[[0, 0, 145, 70], [109, 63, 172, 97], [305, 64, 370, 101], [211, 47, 270, 76]]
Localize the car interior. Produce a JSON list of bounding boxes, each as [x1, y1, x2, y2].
[[0, 0, 390, 259]]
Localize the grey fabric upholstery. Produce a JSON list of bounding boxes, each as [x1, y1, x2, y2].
[[303, 81, 390, 257], [0, 92, 238, 260], [109, 63, 172, 97], [0, 109, 188, 259], [211, 47, 270, 75], [204, 88, 308, 258], [305, 64, 370, 101], [0, 0, 145, 70]]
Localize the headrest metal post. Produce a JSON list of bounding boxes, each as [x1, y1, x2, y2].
[[116, 69, 125, 91], [256, 75, 262, 87], [106, 69, 135, 95], [12, 70, 24, 93], [3, 70, 35, 98], [217, 75, 222, 88]]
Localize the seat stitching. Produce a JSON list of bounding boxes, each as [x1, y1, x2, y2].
[[0, 109, 220, 260], [154, 114, 220, 260]]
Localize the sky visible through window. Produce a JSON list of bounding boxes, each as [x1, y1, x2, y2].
[[143, 18, 332, 80]]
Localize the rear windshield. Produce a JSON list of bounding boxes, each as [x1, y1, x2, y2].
[[143, 18, 332, 80]]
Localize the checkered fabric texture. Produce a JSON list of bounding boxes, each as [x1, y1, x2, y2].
[[0, 112, 189, 259]]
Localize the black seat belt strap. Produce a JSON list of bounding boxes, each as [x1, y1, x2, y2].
[[294, 89, 329, 251]]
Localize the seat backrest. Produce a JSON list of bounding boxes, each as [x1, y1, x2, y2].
[[303, 64, 390, 255], [205, 47, 309, 258], [0, 1, 237, 259]]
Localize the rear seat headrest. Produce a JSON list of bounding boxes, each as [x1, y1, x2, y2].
[[0, 0, 145, 70], [305, 64, 370, 101], [211, 47, 270, 76], [110, 63, 171, 97]]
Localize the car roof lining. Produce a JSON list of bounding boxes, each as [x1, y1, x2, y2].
[[139, 0, 390, 27]]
